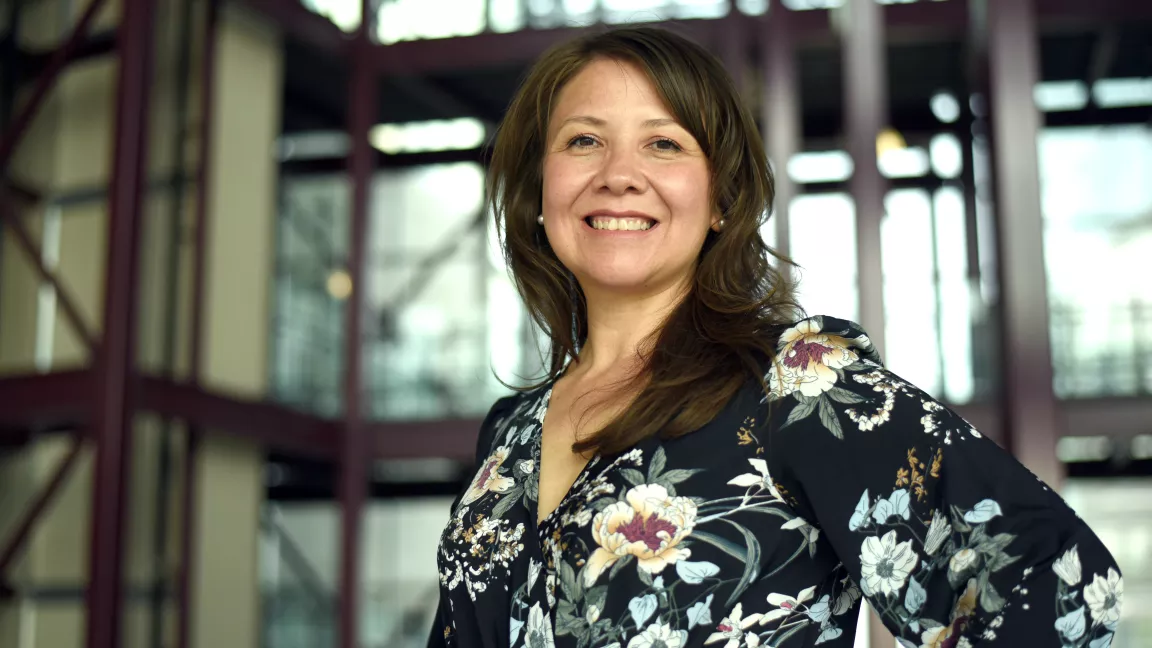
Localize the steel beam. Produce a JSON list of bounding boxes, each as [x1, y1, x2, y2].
[[985, 0, 1062, 487], [0, 0, 108, 173], [338, 1, 375, 643], [718, 13, 747, 99], [0, 435, 83, 581], [139, 376, 337, 457], [842, 0, 889, 358], [240, 0, 348, 56], [85, 0, 158, 639], [0, 370, 91, 429], [762, 7, 801, 260], [369, 418, 486, 462]]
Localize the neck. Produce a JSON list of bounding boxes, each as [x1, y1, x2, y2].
[[569, 278, 690, 382]]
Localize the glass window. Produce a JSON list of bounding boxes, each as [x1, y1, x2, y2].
[[788, 193, 859, 323], [879, 187, 975, 404], [271, 162, 535, 421], [376, 0, 487, 44], [882, 189, 943, 397], [1039, 125, 1152, 398]]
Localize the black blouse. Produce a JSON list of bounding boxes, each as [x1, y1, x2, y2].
[[427, 316, 1123, 648]]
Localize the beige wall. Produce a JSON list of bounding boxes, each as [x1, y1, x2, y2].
[[0, 0, 282, 645], [192, 7, 282, 648]]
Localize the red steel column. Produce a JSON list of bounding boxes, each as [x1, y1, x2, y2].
[[762, 6, 800, 260], [985, 0, 1061, 486], [338, 0, 375, 645], [841, 0, 888, 358], [85, 0, 157, 640], [176, 0, 219, 645], [840, 3, 893, 646]]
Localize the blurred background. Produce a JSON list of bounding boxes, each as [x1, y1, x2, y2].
[[0, 0, 1149, 647]]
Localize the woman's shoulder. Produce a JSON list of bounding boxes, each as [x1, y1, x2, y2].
[[764, 314, 882, 369], [473, 384, 552, 456]]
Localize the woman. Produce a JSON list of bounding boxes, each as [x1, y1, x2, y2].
[[429, 26, 1122, 648]]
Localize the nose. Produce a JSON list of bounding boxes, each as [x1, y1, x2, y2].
[[595, 146, 648, 195]]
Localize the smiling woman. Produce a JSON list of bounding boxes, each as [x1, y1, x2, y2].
[[428, 26, 1123, 648], [489, 26, 798, 458]]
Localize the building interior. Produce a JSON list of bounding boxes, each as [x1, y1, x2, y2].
[[0, 0, 1150, 647]]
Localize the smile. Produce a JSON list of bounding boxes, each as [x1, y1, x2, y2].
[[584, 214, 658, 232]]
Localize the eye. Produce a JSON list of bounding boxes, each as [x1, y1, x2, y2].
[[651, 138, 683, 152], [567, 134, 598, 149]]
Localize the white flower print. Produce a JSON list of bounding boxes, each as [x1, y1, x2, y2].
[[533, 391, 550, 424], [832, 581, 862, 615], [528, 558, 542, 589], [745, 631, 761, 647], [727, 458, 784, 503], [524, 602, 555, 648], [1083, 568, 1123, 627], [949, 548, 977, 575], [923, 510, 950, 556], [574, 508, 594, 527], [767, 319, 861, 399], [845, 372, 897, 432], [760, 586, 817, 624], [461, 446, 516, 505], [780, 517, 820, 545], [859, 530, 919, 597], [629, 622, 688, 648], [1053, 545, 1082, 587], [805, 595, 832, 624], [584, 484, 697, 587], [545, 572, 556, 607], [705, 603, 762, 648]]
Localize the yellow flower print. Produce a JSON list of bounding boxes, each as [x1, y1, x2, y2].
[[583, 484, 697, 587], [768, 319, 864, 399], [460, 447, 516, 506]]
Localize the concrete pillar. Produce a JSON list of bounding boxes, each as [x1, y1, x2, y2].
[[190, 8, 282, 648]]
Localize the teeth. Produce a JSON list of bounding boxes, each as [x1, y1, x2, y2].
[[589, 217, 654, 231]]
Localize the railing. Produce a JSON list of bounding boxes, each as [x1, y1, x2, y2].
[[260, 509, 337, 648], [1050, 300, 1152, 398]]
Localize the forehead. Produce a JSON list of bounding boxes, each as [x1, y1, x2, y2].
[[552, 58, 671, 119]]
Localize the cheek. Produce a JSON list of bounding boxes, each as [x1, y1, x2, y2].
[[542, 156, 586, 207], [658, 166, 713, 216]]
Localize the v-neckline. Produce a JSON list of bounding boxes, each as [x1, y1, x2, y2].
[[532, 382, 598, 529]]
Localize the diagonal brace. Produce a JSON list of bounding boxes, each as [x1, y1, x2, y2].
[[0, 190, 98, 351], [0, 434, 84, 583], [0, 0, 108, 173]]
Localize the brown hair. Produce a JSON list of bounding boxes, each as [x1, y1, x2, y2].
[[488, 26, 801, 455]]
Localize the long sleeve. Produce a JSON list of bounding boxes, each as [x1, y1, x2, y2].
[[762, 316, 1123, 648], [427, 395, 520, 648]]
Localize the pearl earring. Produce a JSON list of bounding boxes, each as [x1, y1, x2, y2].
[[716, 218, 727, 230], [537, 214, 544, 225]]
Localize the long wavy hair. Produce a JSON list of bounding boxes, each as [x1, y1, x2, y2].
[[488, 26, 801, 456]]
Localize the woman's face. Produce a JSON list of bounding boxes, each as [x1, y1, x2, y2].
[[541, 58, 717, 300]]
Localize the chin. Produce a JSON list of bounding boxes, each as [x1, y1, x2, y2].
[[579, 269, 677, 297]]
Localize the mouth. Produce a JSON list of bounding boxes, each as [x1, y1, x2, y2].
[[583, 212, 658, 232]]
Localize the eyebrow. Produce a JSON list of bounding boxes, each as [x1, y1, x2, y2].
[[558, 115, 681, 129]]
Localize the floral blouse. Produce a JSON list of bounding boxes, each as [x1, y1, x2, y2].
[[427, 316, 1123, 648]]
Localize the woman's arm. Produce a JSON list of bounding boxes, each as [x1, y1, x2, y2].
[[763, 317, 1122, 647], [425, 395, 520, 648]]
